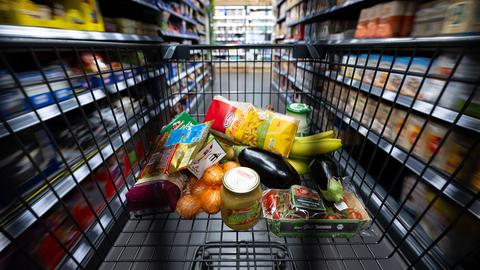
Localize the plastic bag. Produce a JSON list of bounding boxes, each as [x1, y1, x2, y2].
[[204, 96, 299, 157]]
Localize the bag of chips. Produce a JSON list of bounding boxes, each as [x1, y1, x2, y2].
[[155, 121, 212, 174], [204, 96, 299, 157]]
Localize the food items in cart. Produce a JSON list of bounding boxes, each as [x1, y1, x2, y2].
[[125, 172, 188, 215], [176, 161, 242, 219], [202, 164, 224, 186], [262, 189, 370, 238], [156, 121, 212, 174], [286, 103, 312, 136], [188, 137, 226, 179], [309, 155, 341, 191], [221, 167, 262, 230], [201, 186, 222, 214], [290, 185, 326, 214], [160, 111, 198, 134], [289, 137, 342, 159], [204, 96, 299, 157], [284, 158, 310, 175], [234, 146, 300, 189], [294, 130, 335, 142], [222, 161, 241, 172], [176, 194, 202, 219]]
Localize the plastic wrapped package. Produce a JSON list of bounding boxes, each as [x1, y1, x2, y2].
[[385, 107, 407, 142], [385, 57, 430, 96], [262, 183, 371, 238], [371, 102, 391, 136], [401, 175, 480, 265], [204, 96, 299, 157], [412, 121, 447, 163], [432, 131, 473, 176], [397, 113, 426, 152], [371, 55, 392, 88]]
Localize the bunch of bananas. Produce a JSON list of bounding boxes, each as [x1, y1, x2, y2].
[[285, 130, 342, 174]]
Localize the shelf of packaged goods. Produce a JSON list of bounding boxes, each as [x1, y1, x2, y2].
[[0, 69, 163, 139], [285, 0, 304, 12], [163, 70, 211, 109], [160, 31, 200, 40], [273, 67, 291, 79], [272, 80, 295, 104], [311, 35, 480, 47], [275, 0, 286, 7], [61, 169, 138, 269], [323, 71, 480, 133], [334, 150, 447, 270], [182, 0, 201, 13], [0, 25, 164, 43], [153, 1, 199, 26], [288, 0, 368, 26], [166, 62, 205, 86], [0, 105, 160, 251], [186, 80, 212, 114], [316, 96, 480, 220]]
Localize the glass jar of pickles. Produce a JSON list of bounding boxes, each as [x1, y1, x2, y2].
[[221, 167, 262, 231]]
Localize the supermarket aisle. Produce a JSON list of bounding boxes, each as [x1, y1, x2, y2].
[[197, 70, 283, 116]]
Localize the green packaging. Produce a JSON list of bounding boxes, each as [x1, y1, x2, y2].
[[160, 112, 198, 134]]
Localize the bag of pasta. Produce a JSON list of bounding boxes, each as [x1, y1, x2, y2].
[[204, 96, 299, 157]]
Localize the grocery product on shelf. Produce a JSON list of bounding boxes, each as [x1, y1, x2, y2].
[[221, 166, 262, 231], [0, 0, 105, 31], [401, 174, 480, 264], [204, 96, 299, 157]]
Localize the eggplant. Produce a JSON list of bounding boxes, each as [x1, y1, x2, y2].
[[234, 146, 300, 189], [309, 155, 340, 190]]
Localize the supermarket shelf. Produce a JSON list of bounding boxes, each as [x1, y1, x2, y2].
[[0, 25, 164, 43], [0, 106, 158, 251], [164, 70, 211, 109], [285, 0, 303, 12], [156, 2, 199, 25], [160, 31, 200, 40], [335, 151, 446, 270], [61, 169, 137, 269], [320, 98, 480, 220], [0, 69, 163, 139], [312, 35, 480, 47], [186, 79, 212, 114], [275, 0, 286, 7], [166, 62, 204, 85], [273, 66, 287, 77], [182, 0, 201, 13], [324, 71, 480, 133], [287, 0, 368, 26]]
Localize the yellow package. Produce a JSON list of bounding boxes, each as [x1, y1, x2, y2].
[[205, 96, 299, 157]]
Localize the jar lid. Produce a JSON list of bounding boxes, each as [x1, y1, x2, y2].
[[287, 103, 311, 114], [223, 167, 260, 194]]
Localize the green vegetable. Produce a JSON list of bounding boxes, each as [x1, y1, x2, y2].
[[321, 177, 344, 203]]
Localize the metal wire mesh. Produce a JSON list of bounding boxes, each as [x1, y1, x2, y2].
[[0, 40, 479, 270]]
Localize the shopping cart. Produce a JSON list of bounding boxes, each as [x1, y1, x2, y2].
[[0, 40, 478, 270]]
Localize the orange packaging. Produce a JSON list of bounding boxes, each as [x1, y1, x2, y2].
[[376, 1, 409, 38], [354, 8, 371, 38], [400, 1, 417, 37], [365, 6, 380, 38]]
